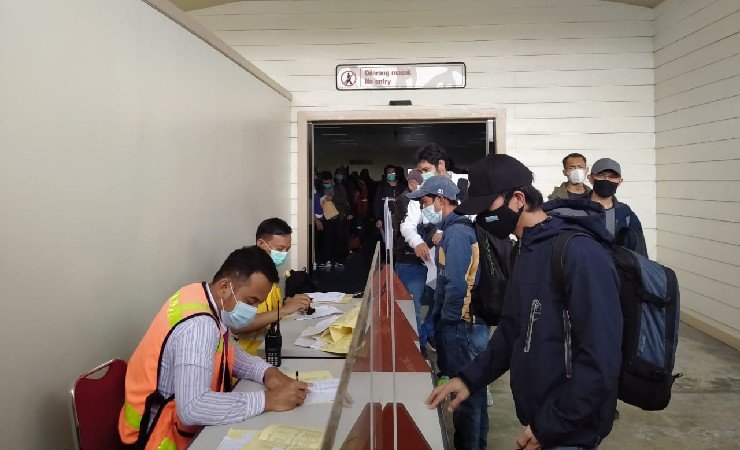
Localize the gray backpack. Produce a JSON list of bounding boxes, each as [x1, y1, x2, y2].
[[553, 230, 681, 411]]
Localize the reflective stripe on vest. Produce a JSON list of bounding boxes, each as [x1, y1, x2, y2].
[[157, 437, 176, 450], [167, 290, 211, 327], [123, 401, 142, 430]]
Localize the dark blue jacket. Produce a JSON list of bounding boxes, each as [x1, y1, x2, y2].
[[612, 198, 647, 257], [458, 202, 622, 448], [543, 198, 647, 257], [434, 212, 479, 323]]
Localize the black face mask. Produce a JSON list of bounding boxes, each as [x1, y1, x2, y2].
[[476, 203, 523, 239], [593, 179, 619, 198]]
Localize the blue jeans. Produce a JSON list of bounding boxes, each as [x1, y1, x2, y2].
[[437, 320, 490, 450], [395, 263, 434, 344]]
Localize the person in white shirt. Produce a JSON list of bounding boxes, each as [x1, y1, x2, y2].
[[400, 143, 455, 262]]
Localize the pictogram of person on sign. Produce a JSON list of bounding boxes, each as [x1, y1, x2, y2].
[[341, 70, 357, 87]]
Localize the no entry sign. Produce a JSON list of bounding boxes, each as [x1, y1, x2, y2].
[[336, 63, 466, 90]]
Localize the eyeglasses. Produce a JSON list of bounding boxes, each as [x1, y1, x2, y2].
[[592, 173, 621, 181]]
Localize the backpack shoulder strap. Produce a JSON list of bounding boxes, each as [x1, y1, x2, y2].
[[551, 230, 593, 309], [451, 217, 475, 229]]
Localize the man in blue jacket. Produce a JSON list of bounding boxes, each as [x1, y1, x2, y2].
[[408, 175, 490, 450], [426, 154, 622, 450], [588, 157, 647, 257]]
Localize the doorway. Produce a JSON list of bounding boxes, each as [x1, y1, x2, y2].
[[297, 108, 507, 292]]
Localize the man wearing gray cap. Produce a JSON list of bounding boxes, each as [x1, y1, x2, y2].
[[408, 175, 490, 450], [588, 158, 647, 257]]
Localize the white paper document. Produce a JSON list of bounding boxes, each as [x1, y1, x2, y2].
[[305, 378, 340, 404], [216, 429, 256, 450], [299, 315, 340, 337], [291, 305, 342, 320], [425, 247, 437, 289], [307, 292, 345, 303]]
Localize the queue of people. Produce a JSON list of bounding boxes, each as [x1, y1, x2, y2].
[[120, 144, 648, 450]]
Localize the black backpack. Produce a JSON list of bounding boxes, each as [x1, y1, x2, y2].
[[454, 220, 513, 326], [285, 268, 319, 297], [552, 230, 681, 411]]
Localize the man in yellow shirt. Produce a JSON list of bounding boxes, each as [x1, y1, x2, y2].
[[233, 218, 311, 354]]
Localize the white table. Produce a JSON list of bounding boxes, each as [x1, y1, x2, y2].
[[189, 359, 346, 449], [250, 297, 419, 359]]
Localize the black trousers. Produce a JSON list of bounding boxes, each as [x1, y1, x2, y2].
[[321, 217, 346, 262]]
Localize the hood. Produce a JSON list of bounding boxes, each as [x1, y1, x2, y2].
[[522, 199, 613, 248]]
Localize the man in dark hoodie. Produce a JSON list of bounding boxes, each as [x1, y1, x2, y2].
[[426, 154, 622, 450]]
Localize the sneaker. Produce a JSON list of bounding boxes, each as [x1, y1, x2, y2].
[[334, 262, 345, 270], [317, 262, 332, 270], [487, 387, 494, 406]]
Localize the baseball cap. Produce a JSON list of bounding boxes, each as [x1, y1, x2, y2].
[[455, 154, 533, 215], [591, 158, 621, 176], [406, 175, 459, 201]]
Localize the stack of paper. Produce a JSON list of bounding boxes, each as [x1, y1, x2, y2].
[[305, 378, 340, 404], [294, 304, 360, 354], [307, 292, 345, 303], [242, 424, 324, 450], [291, 304, 342, 320]]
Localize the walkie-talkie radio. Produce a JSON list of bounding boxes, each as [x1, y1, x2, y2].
[[264, 299, 282, 367]]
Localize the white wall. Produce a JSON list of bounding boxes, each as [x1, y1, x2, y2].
[[654, 0, 740, 347], [0, 1, 290, 448], [191, 0, 659, 263]]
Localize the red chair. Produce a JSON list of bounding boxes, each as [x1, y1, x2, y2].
[[69, 358, 128, 450]]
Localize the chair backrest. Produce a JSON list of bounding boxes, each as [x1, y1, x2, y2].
[[69, 358, 128, 450]]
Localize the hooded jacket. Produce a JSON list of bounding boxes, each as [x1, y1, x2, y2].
[[458, 201, 622, 448], [543, 198, 647, 257]]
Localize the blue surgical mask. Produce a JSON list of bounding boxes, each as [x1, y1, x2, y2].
[[335, 174, 344, 182], [422, 203, 442, 224], [220, 282, 258, 329], [261, 240, 289, 267], [421, 171, 434, 182], [387, 173, 396, 182], [323, 183, 332, 189]]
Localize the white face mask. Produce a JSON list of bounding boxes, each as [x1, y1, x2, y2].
[[220, 282, 258, 330], [422, 202, 442, 224], [568, 168, 587, 184]]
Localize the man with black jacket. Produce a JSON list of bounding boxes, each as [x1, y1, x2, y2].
[[426, 154, 622, 450]]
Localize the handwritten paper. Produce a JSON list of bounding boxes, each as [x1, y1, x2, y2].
[[305, 378, 340, 404], [242, 424, 324, 450], [280, 370, 333, 382], [307, 292, 346, 303], [291, 305, 342, 320]]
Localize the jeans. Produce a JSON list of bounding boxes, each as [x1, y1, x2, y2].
[[395, 262, 431, 343], [437, 320, 490, 450]]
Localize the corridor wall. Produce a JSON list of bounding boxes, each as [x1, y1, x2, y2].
[[191, 0, 659, 264], [654, 0, 740, 348], [0, 0, 290, 448]]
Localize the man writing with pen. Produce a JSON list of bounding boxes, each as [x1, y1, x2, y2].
[[119, 246, 309, 450]]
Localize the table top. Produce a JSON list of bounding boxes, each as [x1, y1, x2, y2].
[[251, 297, 418, 360], [189, 359, 346, 450]]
